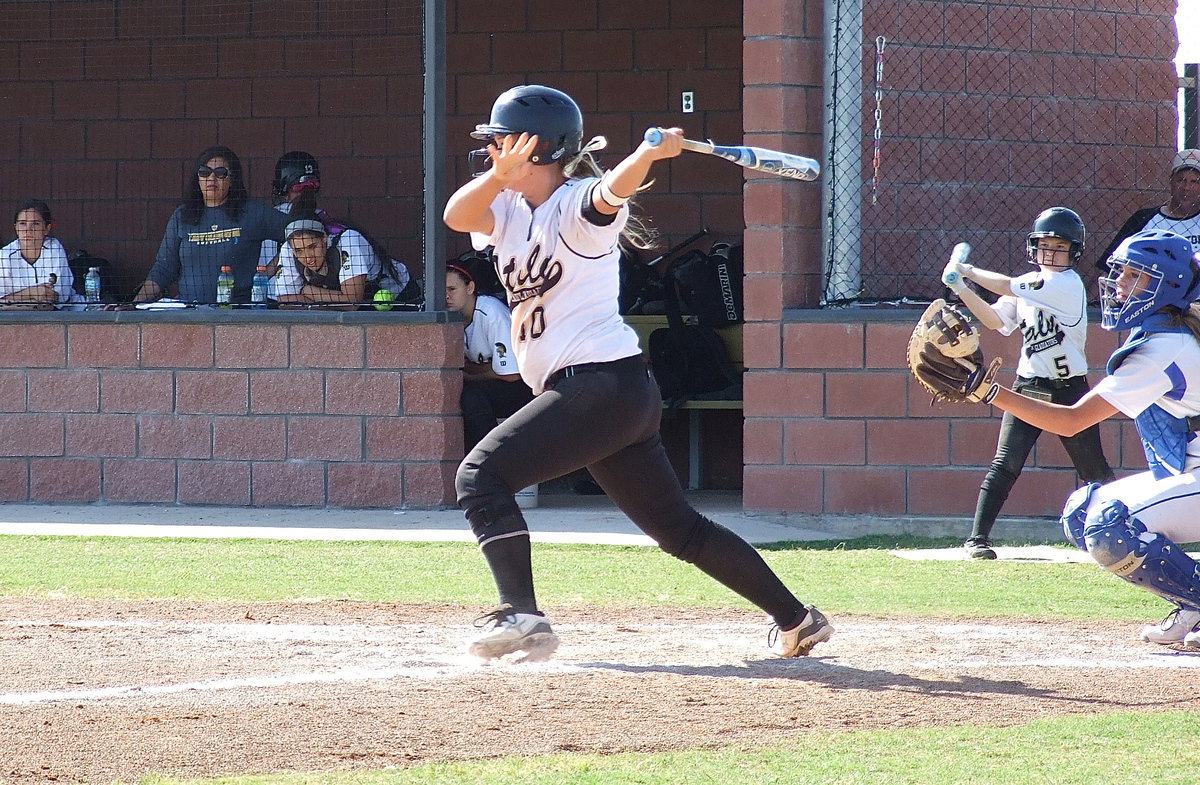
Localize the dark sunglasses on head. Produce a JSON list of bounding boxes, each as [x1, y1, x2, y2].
[[197, 166, 231, 180]]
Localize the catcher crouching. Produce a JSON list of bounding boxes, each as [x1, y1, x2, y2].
[[910, 229, 1200, 650]]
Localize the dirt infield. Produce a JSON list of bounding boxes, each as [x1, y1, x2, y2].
[[3, 598, 1200, 784]]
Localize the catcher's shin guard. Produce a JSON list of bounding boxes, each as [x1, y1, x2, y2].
[[1060, 482, 1101, 551], [1083, 499, 1200, 609]]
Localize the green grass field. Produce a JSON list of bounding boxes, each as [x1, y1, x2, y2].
[[4, 533, 1196, 785], [130, 711, 1200, 785]]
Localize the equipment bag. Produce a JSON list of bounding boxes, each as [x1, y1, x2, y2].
[[671, 242, 744, 327], [648, 249, 740, 408], [648, 323, 739, 407]]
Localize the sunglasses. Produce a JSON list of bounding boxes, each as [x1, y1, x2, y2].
[[197, 166, 231, 180]]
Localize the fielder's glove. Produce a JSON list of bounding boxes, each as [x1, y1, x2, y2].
[[906, 299, 1002, 405]]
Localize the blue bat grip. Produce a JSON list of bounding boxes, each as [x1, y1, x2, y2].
[[644, 128, 663, 147]]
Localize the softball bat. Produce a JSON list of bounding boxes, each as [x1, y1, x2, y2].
[[643, 128, 820, 181], [942, 242, 971, 287]]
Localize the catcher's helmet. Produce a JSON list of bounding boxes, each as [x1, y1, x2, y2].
[[1026, 207, 1085, 264], [470, 85, 583, 166], [1100, 230, 1200, 330], [273, 151, 321, 196]]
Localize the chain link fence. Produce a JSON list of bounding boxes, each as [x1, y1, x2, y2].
[[822, 1, 1191, 307]]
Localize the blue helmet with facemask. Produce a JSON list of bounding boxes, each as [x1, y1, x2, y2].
[[1100, 230, 1200, 330]]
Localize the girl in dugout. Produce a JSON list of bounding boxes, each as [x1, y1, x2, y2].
[[0, 200, 75, 309], [445, 263, 534, 453]]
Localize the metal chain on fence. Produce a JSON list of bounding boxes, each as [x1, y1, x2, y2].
[[870, 36, 886, 207]]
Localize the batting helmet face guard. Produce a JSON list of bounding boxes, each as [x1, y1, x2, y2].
[[1026, 207, 1085, 265], [1100, 230, 1200, 330], [470, 85, 584, 166], [273, 151, 321, 197]]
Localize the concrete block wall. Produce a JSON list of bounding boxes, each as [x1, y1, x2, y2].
[[743, 313, 1140, 515], [0, 314, 463, 508]]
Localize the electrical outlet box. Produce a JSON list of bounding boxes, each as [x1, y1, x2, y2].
[[682, 91, 694, 113]]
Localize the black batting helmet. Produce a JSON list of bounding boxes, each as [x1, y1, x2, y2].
[[272, 151, 321, 197], [470, 85, 584, 166], [1026, 207, 1085, 264]]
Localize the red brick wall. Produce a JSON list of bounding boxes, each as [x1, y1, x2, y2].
[[858, 1, 1180, 295], [0, 315, 463, 507], [743, 315, 1139, 515], [1, 0, 427, 293], [739, 0, 1175, 515], [0, 0, 1182, 514]]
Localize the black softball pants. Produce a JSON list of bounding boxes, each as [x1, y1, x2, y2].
[[456, 355, 807, 628], [971, 374, 1115, 539], [460, 377, 535, 453]]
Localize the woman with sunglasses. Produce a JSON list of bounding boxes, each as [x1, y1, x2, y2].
[[0, 199, 75, 309], [134, 146, 287, 305]]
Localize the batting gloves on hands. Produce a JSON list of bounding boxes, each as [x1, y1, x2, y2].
[[941, 259, 969, 293]]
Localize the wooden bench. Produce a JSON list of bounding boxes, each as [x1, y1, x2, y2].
[[623, 315, 744, 489]]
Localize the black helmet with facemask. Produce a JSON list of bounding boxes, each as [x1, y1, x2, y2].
[[273, 151, 321, 197], [470, 85, 584, 166], [1026, 207, 1085, 265]]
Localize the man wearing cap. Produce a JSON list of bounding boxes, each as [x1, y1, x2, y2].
[[272, 214, 382, 309], [1096, 149, 1200, 270]]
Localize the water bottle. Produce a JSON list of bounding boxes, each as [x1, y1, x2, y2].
[[84, 267, 101, 306], [251, 266, 269, 309], [216, 265, 234, 308]]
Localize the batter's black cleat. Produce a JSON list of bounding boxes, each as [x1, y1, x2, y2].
[[769, 605, 834, 657], [467, 605, 560, 663], [964, 536, 997, 560]]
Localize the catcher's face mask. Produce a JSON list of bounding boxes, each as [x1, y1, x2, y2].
[[1100, 262, 1160, 330]]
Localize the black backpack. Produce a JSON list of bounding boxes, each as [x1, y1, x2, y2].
[[671, 242, 744, 327], [68, 250, 115, 301], [648, 251, 740, 408], [622, 229, 710, 316]]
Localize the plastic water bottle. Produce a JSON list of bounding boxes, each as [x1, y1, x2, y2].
[[216, 265, 234, 308], [84, 267, 101, 306], [251, 266, 269, 309]]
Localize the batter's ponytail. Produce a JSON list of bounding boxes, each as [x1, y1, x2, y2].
[[562, 136, 659, 251]]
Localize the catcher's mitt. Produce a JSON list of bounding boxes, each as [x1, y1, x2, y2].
[[907, 299, 1002, 405]]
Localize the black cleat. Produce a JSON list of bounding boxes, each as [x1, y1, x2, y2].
[[964, 536, 997, 560]]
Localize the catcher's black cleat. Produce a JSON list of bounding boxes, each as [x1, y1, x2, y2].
[[964, 536, 997, 560]]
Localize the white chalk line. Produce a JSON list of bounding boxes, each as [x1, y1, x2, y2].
[[3, 619, 1200, 707]]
